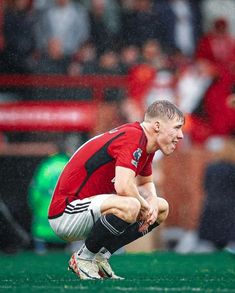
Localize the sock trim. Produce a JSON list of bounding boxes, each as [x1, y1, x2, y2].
[[100, 215, 122, 236]]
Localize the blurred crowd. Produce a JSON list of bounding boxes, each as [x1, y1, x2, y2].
[[0, 0, 235, 144]]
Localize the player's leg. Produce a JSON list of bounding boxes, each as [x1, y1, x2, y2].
[[95, 197, 168, 279], [48, 195, 113, 279], [76, 195, 141, 258], [99, 197, 168, 254], [67, 194, 141, 279]]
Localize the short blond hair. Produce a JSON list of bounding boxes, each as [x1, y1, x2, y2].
[[144, 100, 184, 123]]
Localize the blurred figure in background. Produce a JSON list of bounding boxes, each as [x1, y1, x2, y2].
[[122, 39, 173, 122], [201, 0, 235, 37], [197, 136, 235, 253], [83, 0, 121, 56], [153, 0, 202, 57], [68, 41, 98, 76], [189, 66, 235, 144], [97, 50, 121, 75], [0, 0, 36, 73], [35, 0, 90, 74], [120, 0, 161, 47], [176, 59, 217, 116], [175, 79, 235, 254], [195, 84, 235, 253], [195, 17, 235, 72], [119, 45, 140, 74], [28, 134, 81, 253]]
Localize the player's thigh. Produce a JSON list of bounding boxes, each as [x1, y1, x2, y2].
[[100, 194, 141, 221], [49, 194, 113, 241]]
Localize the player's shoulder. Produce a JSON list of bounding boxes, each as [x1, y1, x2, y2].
[[109, 122, 143, 136]]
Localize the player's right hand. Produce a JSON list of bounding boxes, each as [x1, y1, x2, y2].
[[138, 197, 150, 222]]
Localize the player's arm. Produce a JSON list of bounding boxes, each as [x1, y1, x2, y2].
[[137, 174, 158, 200], [114, 166, 150, 220], [136, 175, 159, 228]]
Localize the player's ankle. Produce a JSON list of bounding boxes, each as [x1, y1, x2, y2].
[[96, 247, 112, 260], [77, 244, 96, 260]]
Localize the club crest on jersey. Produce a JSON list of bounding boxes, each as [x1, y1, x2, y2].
[[131, 148, 142, 167]]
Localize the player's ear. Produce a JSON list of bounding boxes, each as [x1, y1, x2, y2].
[[154, 121, 160, 133]]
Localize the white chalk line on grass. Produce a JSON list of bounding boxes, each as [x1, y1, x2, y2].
[[2, 286, 235, 292]]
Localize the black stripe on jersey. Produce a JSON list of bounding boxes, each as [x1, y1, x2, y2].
[[75, 132, 125, 197]]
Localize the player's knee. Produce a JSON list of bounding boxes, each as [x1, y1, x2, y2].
[[123, 197, 141, 222], [157, 198, 169, 224]]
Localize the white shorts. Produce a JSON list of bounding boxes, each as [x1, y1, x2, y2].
[[49, 194, 112, 242]]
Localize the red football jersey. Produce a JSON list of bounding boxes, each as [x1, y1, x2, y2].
[[48, 122, 154, 218]]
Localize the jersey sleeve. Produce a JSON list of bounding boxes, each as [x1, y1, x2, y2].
[[114, 142, 143, 173], [108, 129, 145, 174]]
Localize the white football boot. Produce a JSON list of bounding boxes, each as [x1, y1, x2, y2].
[[68, 253, 102, 280], [95, 255, 124, 280]]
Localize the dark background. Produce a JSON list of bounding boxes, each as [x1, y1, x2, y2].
[[0, 156, 44, 252]]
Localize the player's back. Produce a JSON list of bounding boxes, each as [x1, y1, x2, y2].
[[48, 122, 145, 218]]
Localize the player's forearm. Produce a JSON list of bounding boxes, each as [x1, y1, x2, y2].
[[115, 180, 144, 202], [138, 182, 159, 224], [137, 182, 158, 200], [115, 182, 149, 206]]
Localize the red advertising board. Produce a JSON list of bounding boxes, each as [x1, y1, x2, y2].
[[0, 101, 97, 131]]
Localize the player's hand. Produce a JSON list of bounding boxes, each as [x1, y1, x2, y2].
[[147, 206, 158, 225], [138, 205, 158, 233], [138, 197, 150, 222]]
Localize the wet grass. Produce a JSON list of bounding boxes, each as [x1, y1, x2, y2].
[[0, 250, 235, 292]]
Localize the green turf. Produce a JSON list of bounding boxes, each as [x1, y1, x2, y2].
[[0, 251, 235, 293]]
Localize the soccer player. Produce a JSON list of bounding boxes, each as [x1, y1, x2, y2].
[[48, 100, 184, 280]]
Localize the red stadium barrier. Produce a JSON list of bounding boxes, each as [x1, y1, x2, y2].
[[0, 74, 128, 102], [0, 74, 128, 132]]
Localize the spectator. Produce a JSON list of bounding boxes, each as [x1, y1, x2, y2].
[[153, 0, 202, 57], [195, 17, 235, 71], [1, 0, 37, 73], [119, 45, 140, 74], [35, 0, 90, 74], [28, 152, 69, 253], [176, 59, 217, 115], [123, 39, 172, 122], [197, 137, 235, 252], [140, 39, 168, 70], [140, 40, 176, 106], [189, 67, 235, 144], [97, 50, 121, 75], [201, 0, 235, 37], [120, 0, 161, 47], [68, 41, 98, 76], [28, 133, 81, 253], [83, 0, 121, 56], [176, 135, 235, 254]]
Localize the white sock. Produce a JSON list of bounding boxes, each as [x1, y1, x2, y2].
[[96, 247, 112, 260], [77, 244, 96, 260]]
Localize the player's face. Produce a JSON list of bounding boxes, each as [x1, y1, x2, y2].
[[155, 116, 184, 155]]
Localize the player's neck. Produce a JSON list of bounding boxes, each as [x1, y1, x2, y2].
[[140, 121, 159, 154]]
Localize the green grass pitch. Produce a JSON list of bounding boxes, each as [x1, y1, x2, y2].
[[0, 251, 235, 292]]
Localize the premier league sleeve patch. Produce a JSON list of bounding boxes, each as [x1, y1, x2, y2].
[[131, 148, 142, 168]]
